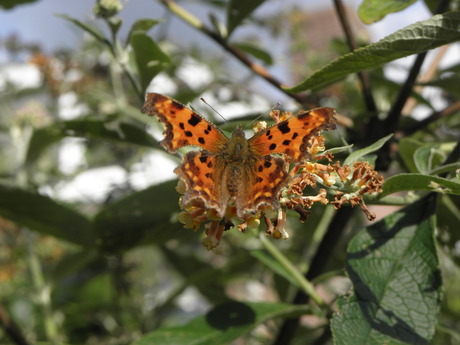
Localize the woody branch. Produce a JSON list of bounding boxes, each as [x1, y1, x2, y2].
[[158, 0, 311, 105]]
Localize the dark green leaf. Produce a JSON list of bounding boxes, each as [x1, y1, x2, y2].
[[331, 195, 441, 345], [134, 301, 310, 345], [381, 173, 460, 197], [0, 0, 39, 9], [423, 0, 438, 14], [234, 42, 273, 65], [130, 32, 170, 91], [344, 134, 393, 166], [285, 12, 460, 93], [26, 124, 64, 165], [26, 118, 160, 165], [93, 181, 194, 253], [50, 250, 99, 284], [358, 0, 417, 24], [58, 14, 111, 48], [0, 184, 93, 246], [227, 0, 266, 37]]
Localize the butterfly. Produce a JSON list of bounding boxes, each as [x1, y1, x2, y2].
[[142, 93, 336, 220]]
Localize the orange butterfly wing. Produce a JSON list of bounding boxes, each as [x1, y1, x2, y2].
[[238, 156, 288, 217], [142, 93, 228, 153], [248, 107, 337, 161], [174, 151, 229, 216]]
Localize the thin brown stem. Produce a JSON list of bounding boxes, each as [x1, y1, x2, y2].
[[402, 100, 460, 136], [333, 0, 377, 114], [158, 0, 311, 105]]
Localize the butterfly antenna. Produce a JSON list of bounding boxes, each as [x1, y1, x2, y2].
[[251, 102, 281, 125], [200, 97, 230, 125]]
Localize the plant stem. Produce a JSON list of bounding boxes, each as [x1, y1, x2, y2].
[[25, 231, 59, 344], [259, 234, 325, 308], [158, 0, 310, 105]]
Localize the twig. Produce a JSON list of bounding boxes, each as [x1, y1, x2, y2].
[[272, 207, 355, 345], [0, 305, 32, 345], [158, 0, 311, 105], [401, 45, 449, 115], [402, 100, 460, 136], [384, 0, 451, 135], [333, 0, 377, 114]]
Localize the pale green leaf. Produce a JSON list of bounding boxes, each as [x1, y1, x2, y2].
[[358, 0, 418, 24], [344, 134, 393, 166], [285, 12, 460, 93], [381, 173, 460, 197]]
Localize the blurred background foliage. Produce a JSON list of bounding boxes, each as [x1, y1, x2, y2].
[[0, 0, 460, 344]]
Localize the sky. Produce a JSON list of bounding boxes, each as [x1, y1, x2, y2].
[[0, 0, 434, 58]]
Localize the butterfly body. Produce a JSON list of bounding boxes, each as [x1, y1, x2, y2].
[[142, 93, 336, 219]]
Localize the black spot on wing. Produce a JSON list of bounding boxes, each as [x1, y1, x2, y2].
[[179, 123, 185, 130], [291, 132, 299, 139], [199, 155, 208, 163], [188, 114, 202, 126], [185, 131, 193, 137], [282, 140, 291, 146], [278, 122, 290, 134], [264, 160, 272, 168], [269, 143, 277, 150], [198, 137, 205, 144]]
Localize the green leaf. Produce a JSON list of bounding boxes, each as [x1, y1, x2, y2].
[[331, 195, 441, 345], [344, 134, 393, 166], [428, 162, 460, 176], [0, 0, 39, 9], [285, 11, 460, 93], [26, 118, 160, 165], [126, 18, 160, 43], [234, 42, 273, 65], [134, 301, 310, 345], [226, 0, 266, 37], [58, 14, 111, 48], [251, 250, 301, 288], [0, 184, 93, 246], [413, 143, 454, 174], [93, 181, 194, 253], [381, 173, 460, 197], [358, 0, 418, 24], [130, 32, 170, 91], [398, 137, 424, 173]]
